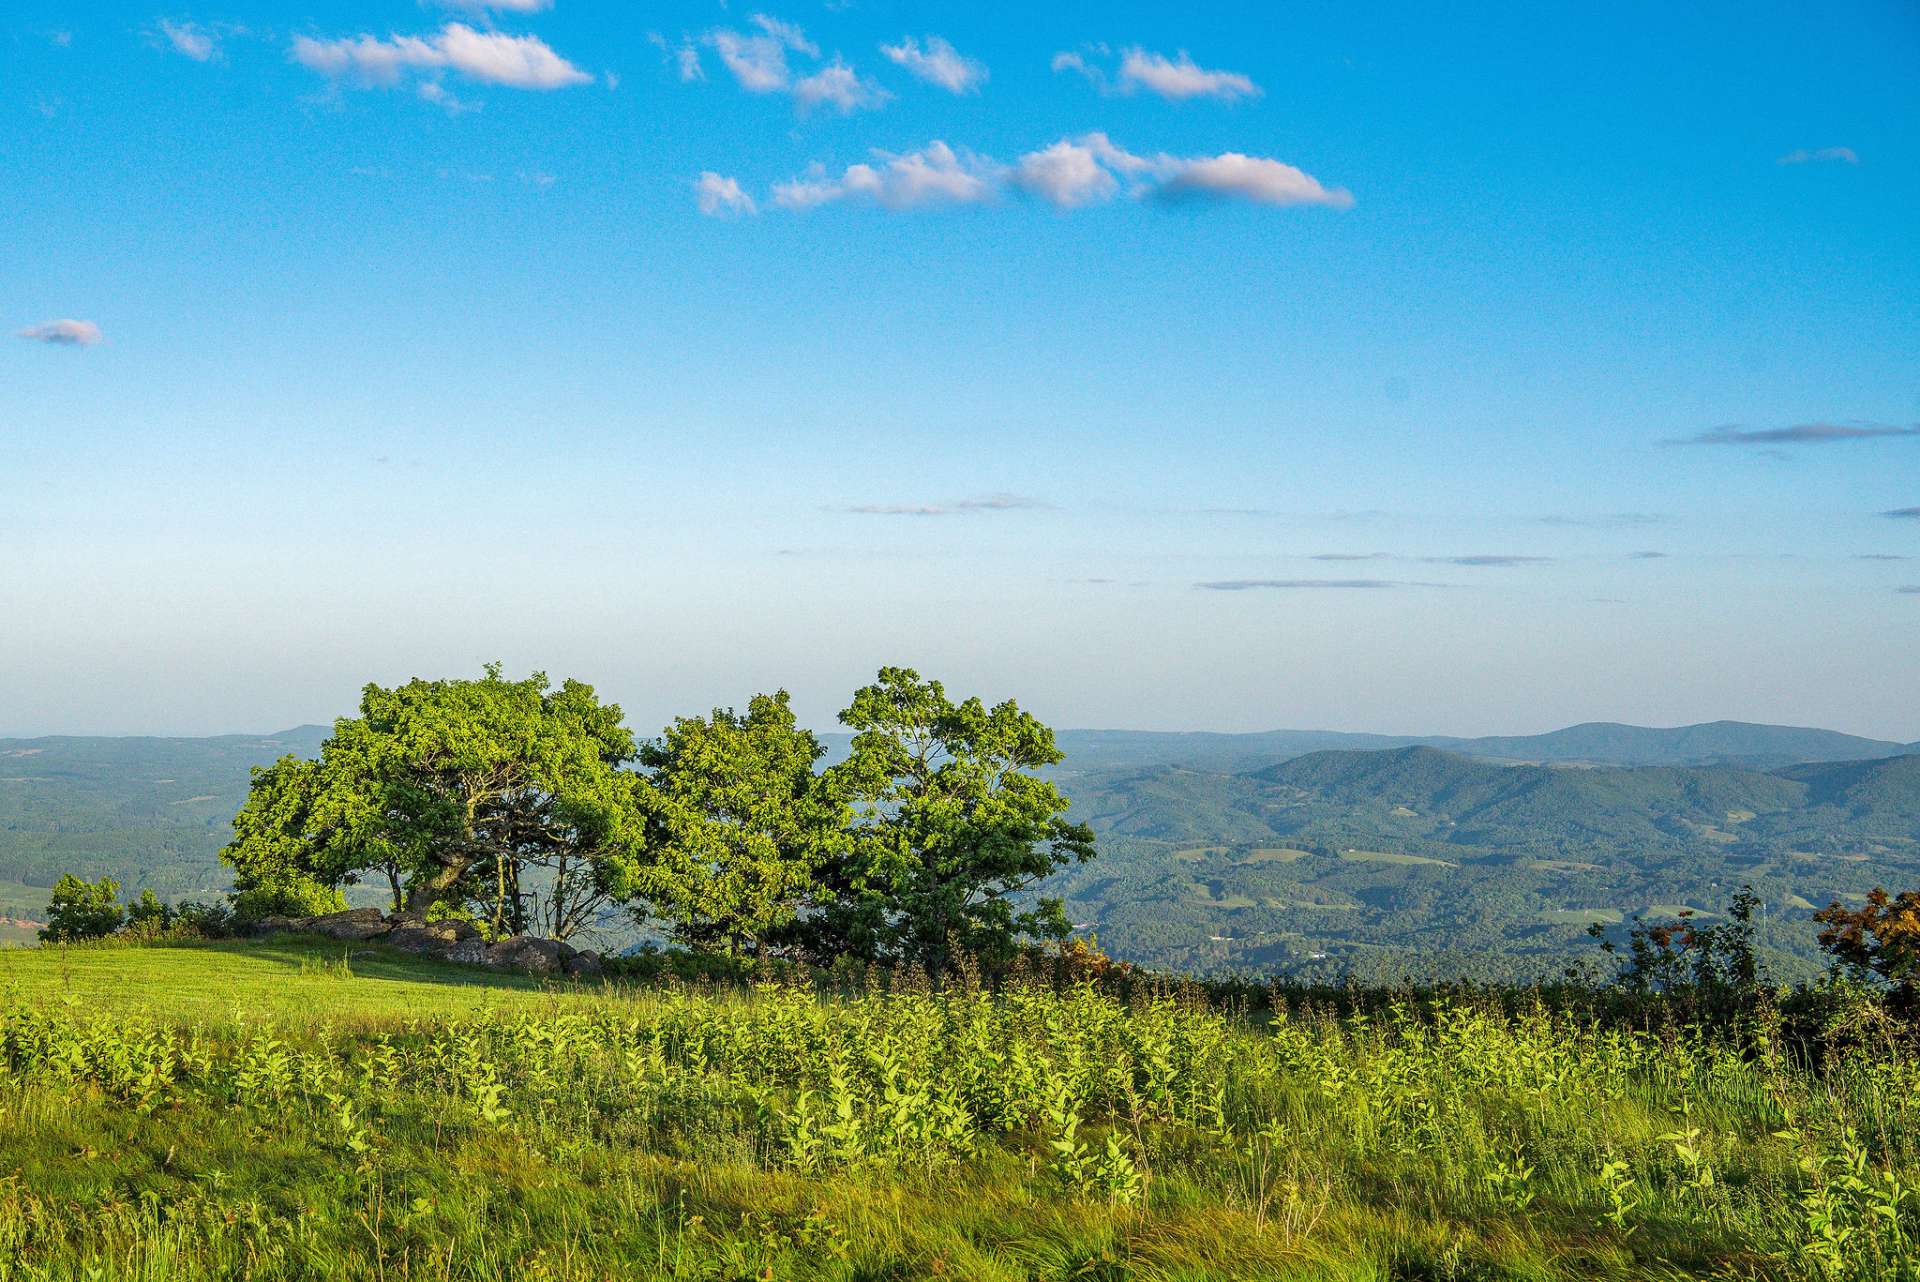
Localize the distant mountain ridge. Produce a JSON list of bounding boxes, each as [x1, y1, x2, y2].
[[1046, 719, 1914, 775], [3, 719, 1916, 978]]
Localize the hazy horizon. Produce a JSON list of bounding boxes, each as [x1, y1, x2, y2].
[[6, 2, 1916, 741]]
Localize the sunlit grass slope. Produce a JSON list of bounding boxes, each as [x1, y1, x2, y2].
[[1, 940, 1916, 1281]]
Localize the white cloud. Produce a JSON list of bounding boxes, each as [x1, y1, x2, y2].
[[773, 141, 1000, 211], [417, 80, 480, 114], [703, 16, 887, 112], [846, 493, 1050, 516], [695, 171, 757, 217], [750, 14, 817, 57], [432, 0, 552, 12], [17, 319, 103, 346], [1014, 135, 1126, 208], [880, 35, 986, 93], [708, 27, 793, 92], [1050, 45, 1109, 87], [1157, 152, 1352, 206], [793, 60, 890, 114], [1015, 133, 1349, 209], [1777, 146, 1859, 166], [157, 19, 218, 62], [1117, 48, 1259, 101], [290, 23, 591, 91]]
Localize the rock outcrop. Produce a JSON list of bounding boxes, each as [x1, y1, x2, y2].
[[251, 910, 603, 979]]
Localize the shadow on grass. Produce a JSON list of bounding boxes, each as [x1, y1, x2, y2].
[[198, 935, 575, 993]]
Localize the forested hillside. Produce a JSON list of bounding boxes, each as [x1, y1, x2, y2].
[[1055, 748, 1920, 979], [0, 727, 327, 924], [4, 722, 1916, 977]]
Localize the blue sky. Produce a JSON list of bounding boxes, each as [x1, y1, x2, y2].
[[3, 1, 1917, 739]]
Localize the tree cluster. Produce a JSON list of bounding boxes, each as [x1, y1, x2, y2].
[[218, 665, 1095, 972]]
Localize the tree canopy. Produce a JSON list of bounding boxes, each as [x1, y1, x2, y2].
[[810, 667, 1096, 973], [219, 663, 1096, 964], [223, 666, 643, 938], [608, 690, 849, 954]]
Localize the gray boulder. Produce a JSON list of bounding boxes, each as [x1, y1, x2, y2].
[[564, 950, 605, 980], [485, 935, 569, 976], [306, 908, 392, 941], [443, 938, 492, 966], [384, 917, 482, 956]]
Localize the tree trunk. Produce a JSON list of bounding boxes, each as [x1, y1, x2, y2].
[[404, 853, 477, 913]]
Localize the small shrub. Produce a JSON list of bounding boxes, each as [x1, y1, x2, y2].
[[39, 874, 124, 943]]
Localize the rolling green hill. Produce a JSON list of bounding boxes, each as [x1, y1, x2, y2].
[[1054, 747, 1920, 979], [0, 726, 327, 902], [2, 723, 1915, 978]]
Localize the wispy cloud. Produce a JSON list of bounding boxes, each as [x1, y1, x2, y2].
[[17, 319, 103, 346], [1535, 512, 1668, 528], [843, 493, 1050, 516], [694, 171, 756, 217], [291, 23, 592, 91], [1310, 552, 1389, 562], [700, 15, 886, 112], [1777, 146, 1859, 166], [432, 0, 553, 12], [880, 36, 986, 93], [1898, 586, 1920, 595], [1629, 551, 1669, 560], [1053, 45, 1260, 102], [793, 60, 891, 113], [1856, 554, 1910, 561], [719, 132, 1350, 217], [1670, 422, 1920, 446], [1884, 508, 1920, 521], [774, 142, 999, 211], [1014, 131, 1350, 209], [1197, 579, 1404, 591], [1118, 48, 1259, 101], [1420, 555, 1551, 567], [156, 19, 220, 62]]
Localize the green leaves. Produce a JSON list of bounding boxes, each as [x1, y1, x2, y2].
[[814, 666, 1097, 972], [221, 667, 643, 935], [618, 690, 850, 953], [40, 874, 125, 943]]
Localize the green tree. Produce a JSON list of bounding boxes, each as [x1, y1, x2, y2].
[[40, 874, 124, 943], [222, 666, 644, 937], [225, 755, 356, 919], [609, 691, 850, 955], [810, 666, 1096, 974]]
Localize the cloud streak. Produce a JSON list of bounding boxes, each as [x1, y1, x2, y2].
[[774, 142, 999, 211], [719, 132, 1349, 217], [1885, 508, 1920, 520], [1778, 146, 1859, 165], [880, 36, 986, 93], [1015, 132, 1350, 210], [1670, 422, 1920, 446], [1420, 555, 1552, 567], [291, 23, 592, 91], [843, 493, 1051, 516], [17, 319, 103, 346], [1196, 579, 1407, 591], [1118, 48, 1259, 101], [1054, 46, 1260, 102]]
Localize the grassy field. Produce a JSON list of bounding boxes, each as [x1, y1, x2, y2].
[[1, 942, 1917, 1281]]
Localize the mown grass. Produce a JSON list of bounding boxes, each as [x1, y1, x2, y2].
[[0, 941, 1916, 1281]]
